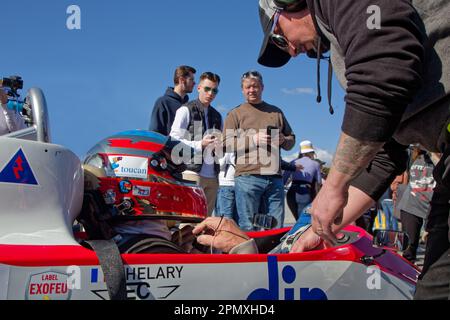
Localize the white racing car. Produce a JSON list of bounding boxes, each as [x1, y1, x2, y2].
[[0, 88, 420, 300]]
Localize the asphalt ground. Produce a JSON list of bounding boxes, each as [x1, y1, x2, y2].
[[283, 197, 297, 226]]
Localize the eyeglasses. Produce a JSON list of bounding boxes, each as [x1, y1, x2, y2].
[[203, 86, 219, 95], [268, 11, 290, 52], [241, 71, 263, 81]]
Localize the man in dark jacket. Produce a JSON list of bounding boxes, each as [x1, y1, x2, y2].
[[257, 0, 449, 299], [149, 65, 196, 136]]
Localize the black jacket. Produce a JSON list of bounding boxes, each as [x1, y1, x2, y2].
[[307, 0, 449, 152], [306, 0, 450, 248], [303, 0, 450, 201], [149, 87, 188, 136], [307, 0, 424, 143]]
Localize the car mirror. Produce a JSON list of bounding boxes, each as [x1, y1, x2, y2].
[[373, 230, 409, 251]]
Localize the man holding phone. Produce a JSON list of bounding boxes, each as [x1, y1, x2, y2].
[[223, 70, 295, 230], [170, 72, 223, 216]]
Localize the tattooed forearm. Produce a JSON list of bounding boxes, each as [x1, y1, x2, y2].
[[332, 133, 383, 178]]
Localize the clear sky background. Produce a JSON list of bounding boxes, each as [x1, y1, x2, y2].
[[1, 0, 346, 164]]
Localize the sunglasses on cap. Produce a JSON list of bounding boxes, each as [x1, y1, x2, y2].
[[269, 0, 308, 51], [203, 86, 219, 95], [241, 71, 263, 81], [268, 11, 290, 52]]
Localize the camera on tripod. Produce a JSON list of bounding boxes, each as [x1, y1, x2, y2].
[[1, 76, 24, 97], [0, 75, 29, 119]]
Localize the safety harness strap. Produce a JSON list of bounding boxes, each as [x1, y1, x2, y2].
[[84, 239, 127, 300]]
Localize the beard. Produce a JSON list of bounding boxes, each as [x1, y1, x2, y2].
[[306, 49, 319, 58], [185, 86, 194, 94], [306, 36, 329, 58]]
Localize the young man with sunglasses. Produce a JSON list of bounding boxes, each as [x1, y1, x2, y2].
[[257, 0, 449, 299], [170, 72, 223, 216], [223, 70, 295, 231], [149, 65, 196, 136]]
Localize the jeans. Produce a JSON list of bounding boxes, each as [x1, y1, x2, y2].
[[401, 210, 424, 262], [295, 193, 312, 218], [235, 175, 284, 231], [182, 172, 219, 216], [286, 186, 299, 220], [215, 186, 238, 222], [295, 202, 312, 229]]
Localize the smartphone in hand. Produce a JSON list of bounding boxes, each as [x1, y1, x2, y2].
[[266, 125, 278, 135]]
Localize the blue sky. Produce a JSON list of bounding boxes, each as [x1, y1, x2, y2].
[[1, 0, 345, 164]]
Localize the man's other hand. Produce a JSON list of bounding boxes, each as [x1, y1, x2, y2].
[[310, 180, 348, 245], [192, 217, 249, 253]]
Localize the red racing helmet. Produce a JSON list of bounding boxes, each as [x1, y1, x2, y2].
[[83, 130, 207, 223]]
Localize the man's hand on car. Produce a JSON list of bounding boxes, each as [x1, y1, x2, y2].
[[172, 224, 200, 253], [309, 180, 348, 246], [192, 217, 250, 253], [290, 226, 330, 253]]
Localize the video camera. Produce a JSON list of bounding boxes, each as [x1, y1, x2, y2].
[[0, 76, 30, 122], [1, 76, 24, 97]]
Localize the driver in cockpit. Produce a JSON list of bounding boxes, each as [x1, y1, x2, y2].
[[79, 130, 312, 255]]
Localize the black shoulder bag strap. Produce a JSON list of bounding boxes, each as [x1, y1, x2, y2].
[[84, 239, 127, 300]]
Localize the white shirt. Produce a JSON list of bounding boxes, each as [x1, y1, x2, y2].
[[170, 106, 202, 152], [170, 105, 217, 178], [218, 152, 236, 186], [0, 103, 26, 135]]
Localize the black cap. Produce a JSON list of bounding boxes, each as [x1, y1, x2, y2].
[[257, 0, 292, 68]]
